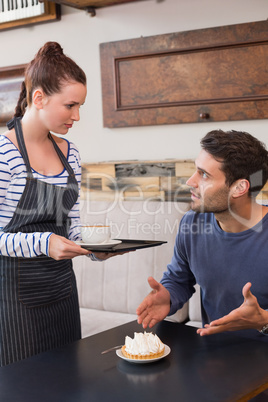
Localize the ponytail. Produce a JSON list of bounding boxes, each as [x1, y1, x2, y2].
[[14, 81, 27, 117]]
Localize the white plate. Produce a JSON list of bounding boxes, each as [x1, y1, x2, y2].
[[116, 345, 171, 364], [75, 239, 122, 249]]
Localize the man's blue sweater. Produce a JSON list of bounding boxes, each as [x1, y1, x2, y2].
[[161, 210, 268, 337]]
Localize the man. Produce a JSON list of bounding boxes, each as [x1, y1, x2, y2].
[[137, 129, 268, 338]]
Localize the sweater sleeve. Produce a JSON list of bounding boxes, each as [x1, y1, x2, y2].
[[160, 214, 196, 315]]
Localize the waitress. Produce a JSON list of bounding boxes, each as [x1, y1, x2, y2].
[[0, 42, 109, 366]]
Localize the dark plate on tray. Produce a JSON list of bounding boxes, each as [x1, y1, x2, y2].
[[79, 239, 167, 253]]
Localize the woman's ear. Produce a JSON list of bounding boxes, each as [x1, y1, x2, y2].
[[32, 88, 45, 109], [231, 179, 250, 198]]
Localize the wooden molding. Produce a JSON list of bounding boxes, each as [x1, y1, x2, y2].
[[46, 0, 146, 11]]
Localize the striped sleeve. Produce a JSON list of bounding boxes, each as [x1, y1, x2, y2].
[[0, 138, 53, 258], [67, 142, 82, 242], [0, 231, 53, 257], [0, 139, 11, 207], [0, 136, 81, 257]]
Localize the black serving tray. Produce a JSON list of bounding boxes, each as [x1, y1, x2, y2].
[[80, 239, 167, 253]]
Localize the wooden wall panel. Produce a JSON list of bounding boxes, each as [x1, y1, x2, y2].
[[100, 20, 268, 128]]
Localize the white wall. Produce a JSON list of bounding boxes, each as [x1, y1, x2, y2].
[[0, 0, 267, 163]]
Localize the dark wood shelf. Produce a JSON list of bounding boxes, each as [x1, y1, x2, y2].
[[48, 0, 146, 11]]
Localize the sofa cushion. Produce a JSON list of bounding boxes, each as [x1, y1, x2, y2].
[[186, 285, 202, 328], [73, 200, 190, 337], [80, 307, 137, 338], [74, 200, 189, 314], [80, 307, 189, 338]]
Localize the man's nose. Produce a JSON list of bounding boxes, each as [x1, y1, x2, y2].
[[186, 171, 198, 187]]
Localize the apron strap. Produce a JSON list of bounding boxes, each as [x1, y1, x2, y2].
[[48, 133, 75, 176], [8, 117, 76, 178], [12, 117, 33, 177]]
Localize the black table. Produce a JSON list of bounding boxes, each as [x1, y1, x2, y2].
[[1, 320, 268, 402]]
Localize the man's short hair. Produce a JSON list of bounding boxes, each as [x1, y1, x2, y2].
[[200, 130, 268, 196]]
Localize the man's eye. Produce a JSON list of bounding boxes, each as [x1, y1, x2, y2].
[[66, 104, 74, 109], [198, 170, 208, 179]]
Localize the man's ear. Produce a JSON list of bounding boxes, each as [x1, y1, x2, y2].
[[230, 179, 250, 198], [32, 88, 45, 109]]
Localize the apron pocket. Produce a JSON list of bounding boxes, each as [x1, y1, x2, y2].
[[18, 256, 73, 308]]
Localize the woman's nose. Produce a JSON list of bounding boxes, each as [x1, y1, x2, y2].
[[72, 108, 80, 121]]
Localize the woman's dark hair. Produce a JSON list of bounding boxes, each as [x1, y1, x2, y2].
[[15, 42, 87, 117], [200, 129, 268, 196]]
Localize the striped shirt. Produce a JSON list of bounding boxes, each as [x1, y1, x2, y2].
[[0, 135, 82, 258]]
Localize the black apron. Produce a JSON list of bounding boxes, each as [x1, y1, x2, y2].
[[0, 117, 81, 366]]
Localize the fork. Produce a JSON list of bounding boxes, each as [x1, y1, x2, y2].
[[101, 345, 123, 354]]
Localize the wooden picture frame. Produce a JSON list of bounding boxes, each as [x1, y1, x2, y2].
[[100, 20, 268, 128], [0, 64, 26, 126], [0, 2, 60, 31]]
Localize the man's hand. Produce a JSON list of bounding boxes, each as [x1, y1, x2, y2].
[[90, 250, 131, 261], [197, 282, 268, 336], [136, 276, 171, 329]]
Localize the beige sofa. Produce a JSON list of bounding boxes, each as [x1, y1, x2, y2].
[[73, 200, 202, 338]]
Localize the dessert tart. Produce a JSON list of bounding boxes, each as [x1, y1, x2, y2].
[[121, 332, 165, 360]]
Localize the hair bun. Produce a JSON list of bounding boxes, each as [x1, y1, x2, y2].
[[17, 41, 86, 118], [37, 42, 64, 59]]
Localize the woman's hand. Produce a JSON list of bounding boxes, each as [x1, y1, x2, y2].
[[48, 234, 132, 261], [48, 234, 91, 260]]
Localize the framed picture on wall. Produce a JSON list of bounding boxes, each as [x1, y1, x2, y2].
[[100, 20, 268, 128], [0, 64, 26, 126]]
